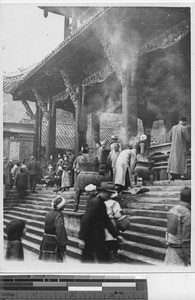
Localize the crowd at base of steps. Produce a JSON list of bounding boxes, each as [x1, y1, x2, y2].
[[4, 116, 191, 202]]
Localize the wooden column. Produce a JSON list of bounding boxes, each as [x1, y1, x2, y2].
[[122, 72, 137, 144], [37, 108, 43, 161], [51, 105, 56, 156], [75, 86, 87, 156], [33, 103, 39, 159], [46, 98, 56, 160]]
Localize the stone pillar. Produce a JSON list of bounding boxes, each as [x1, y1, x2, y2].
[[122, 72, 137, 144], [75, 86, 87, 156], [90, 112, 100, 149], [46, 98, 56, 160]]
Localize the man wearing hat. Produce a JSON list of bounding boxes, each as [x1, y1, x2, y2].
[[164, 186, 191, 266], [110, 135, 121, 152], [167, 117, 190, 180], [79, 182, 118, 263], [39, 196, 68, 262], [84, 184, 98, 205]]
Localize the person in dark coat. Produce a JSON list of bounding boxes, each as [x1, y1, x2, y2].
[[167, 117, 190, 180], [3, 157, 13, 189], [14, 167, 28, 198], [79, 182, 118, 263], [164, 186, 191, 266], [6, 219, 26, 261], [39, 196, 69, 262], [28, 156, 41, 193], [67, 149, 75, 187]]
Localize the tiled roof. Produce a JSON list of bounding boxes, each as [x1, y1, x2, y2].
[[3, 65, 38, 94]]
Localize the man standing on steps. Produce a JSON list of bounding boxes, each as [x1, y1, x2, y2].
[[78, 182, 118, 263], [167, 117, 190, 180], [164, 186, 191, 266], [28, 156, 41, 193]]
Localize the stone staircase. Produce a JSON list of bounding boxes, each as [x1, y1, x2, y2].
[[117, 180, 191, 265], [3, 180, 191, 265], [3, 186, 82, 261]]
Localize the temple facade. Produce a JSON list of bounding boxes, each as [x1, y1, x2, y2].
[[3, 6, 191, 160]]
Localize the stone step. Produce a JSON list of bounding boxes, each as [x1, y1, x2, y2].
[[9, 206, 49, 217], [4, 210, 45, 222], [121, 239, 166, 261], [125, 209, 168, 219], [152, 180, 191, 186], [130, 216, 167, 227], [9, 203, 84, 215], [66, 245, 82, 260], [127, 201, 172, 211], [118, 250, 164, 265], [125, 196, 180, 205], [4, 214, 45, 229], [135, 190, 180, 198], [129, 223, 166, 237], [121, 230, 166, 248]]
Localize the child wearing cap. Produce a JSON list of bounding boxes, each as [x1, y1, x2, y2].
[[39, 196, 68, 262]]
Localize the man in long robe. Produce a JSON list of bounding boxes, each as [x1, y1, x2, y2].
[[167, 117, 190, 180], [114, 143, 137, 192]]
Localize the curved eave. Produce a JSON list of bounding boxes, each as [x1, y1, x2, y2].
[[9, 7, 110, 97]]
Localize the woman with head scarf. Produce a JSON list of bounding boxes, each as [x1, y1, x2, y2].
[[39, 196, 68, 262], [6, 219, 26, 260]]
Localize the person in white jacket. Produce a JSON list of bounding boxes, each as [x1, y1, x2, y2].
[[104, 198, 123, 262], [114, 142, 137, 193]]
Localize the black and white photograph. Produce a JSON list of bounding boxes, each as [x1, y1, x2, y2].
[[1, 0, 194, 279]]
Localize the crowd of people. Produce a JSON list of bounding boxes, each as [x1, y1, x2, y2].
[[3, 156, 42, 198], [4, 116, 191, 266]]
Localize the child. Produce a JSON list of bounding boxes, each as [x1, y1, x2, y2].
[[6, 219, 26, 260], [39, 196, 68, 262]]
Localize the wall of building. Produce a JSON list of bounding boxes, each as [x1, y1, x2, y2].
[[3, 124, 35, 163]]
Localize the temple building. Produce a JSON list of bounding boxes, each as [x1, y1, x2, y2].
[[3, 6, 191, 161]]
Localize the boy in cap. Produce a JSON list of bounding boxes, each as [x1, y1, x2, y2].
[[164, 186, 191, 266], [39, 196, 68, 262]]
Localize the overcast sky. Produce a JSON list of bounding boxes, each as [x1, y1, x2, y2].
[[0, 3, 64, 73]]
